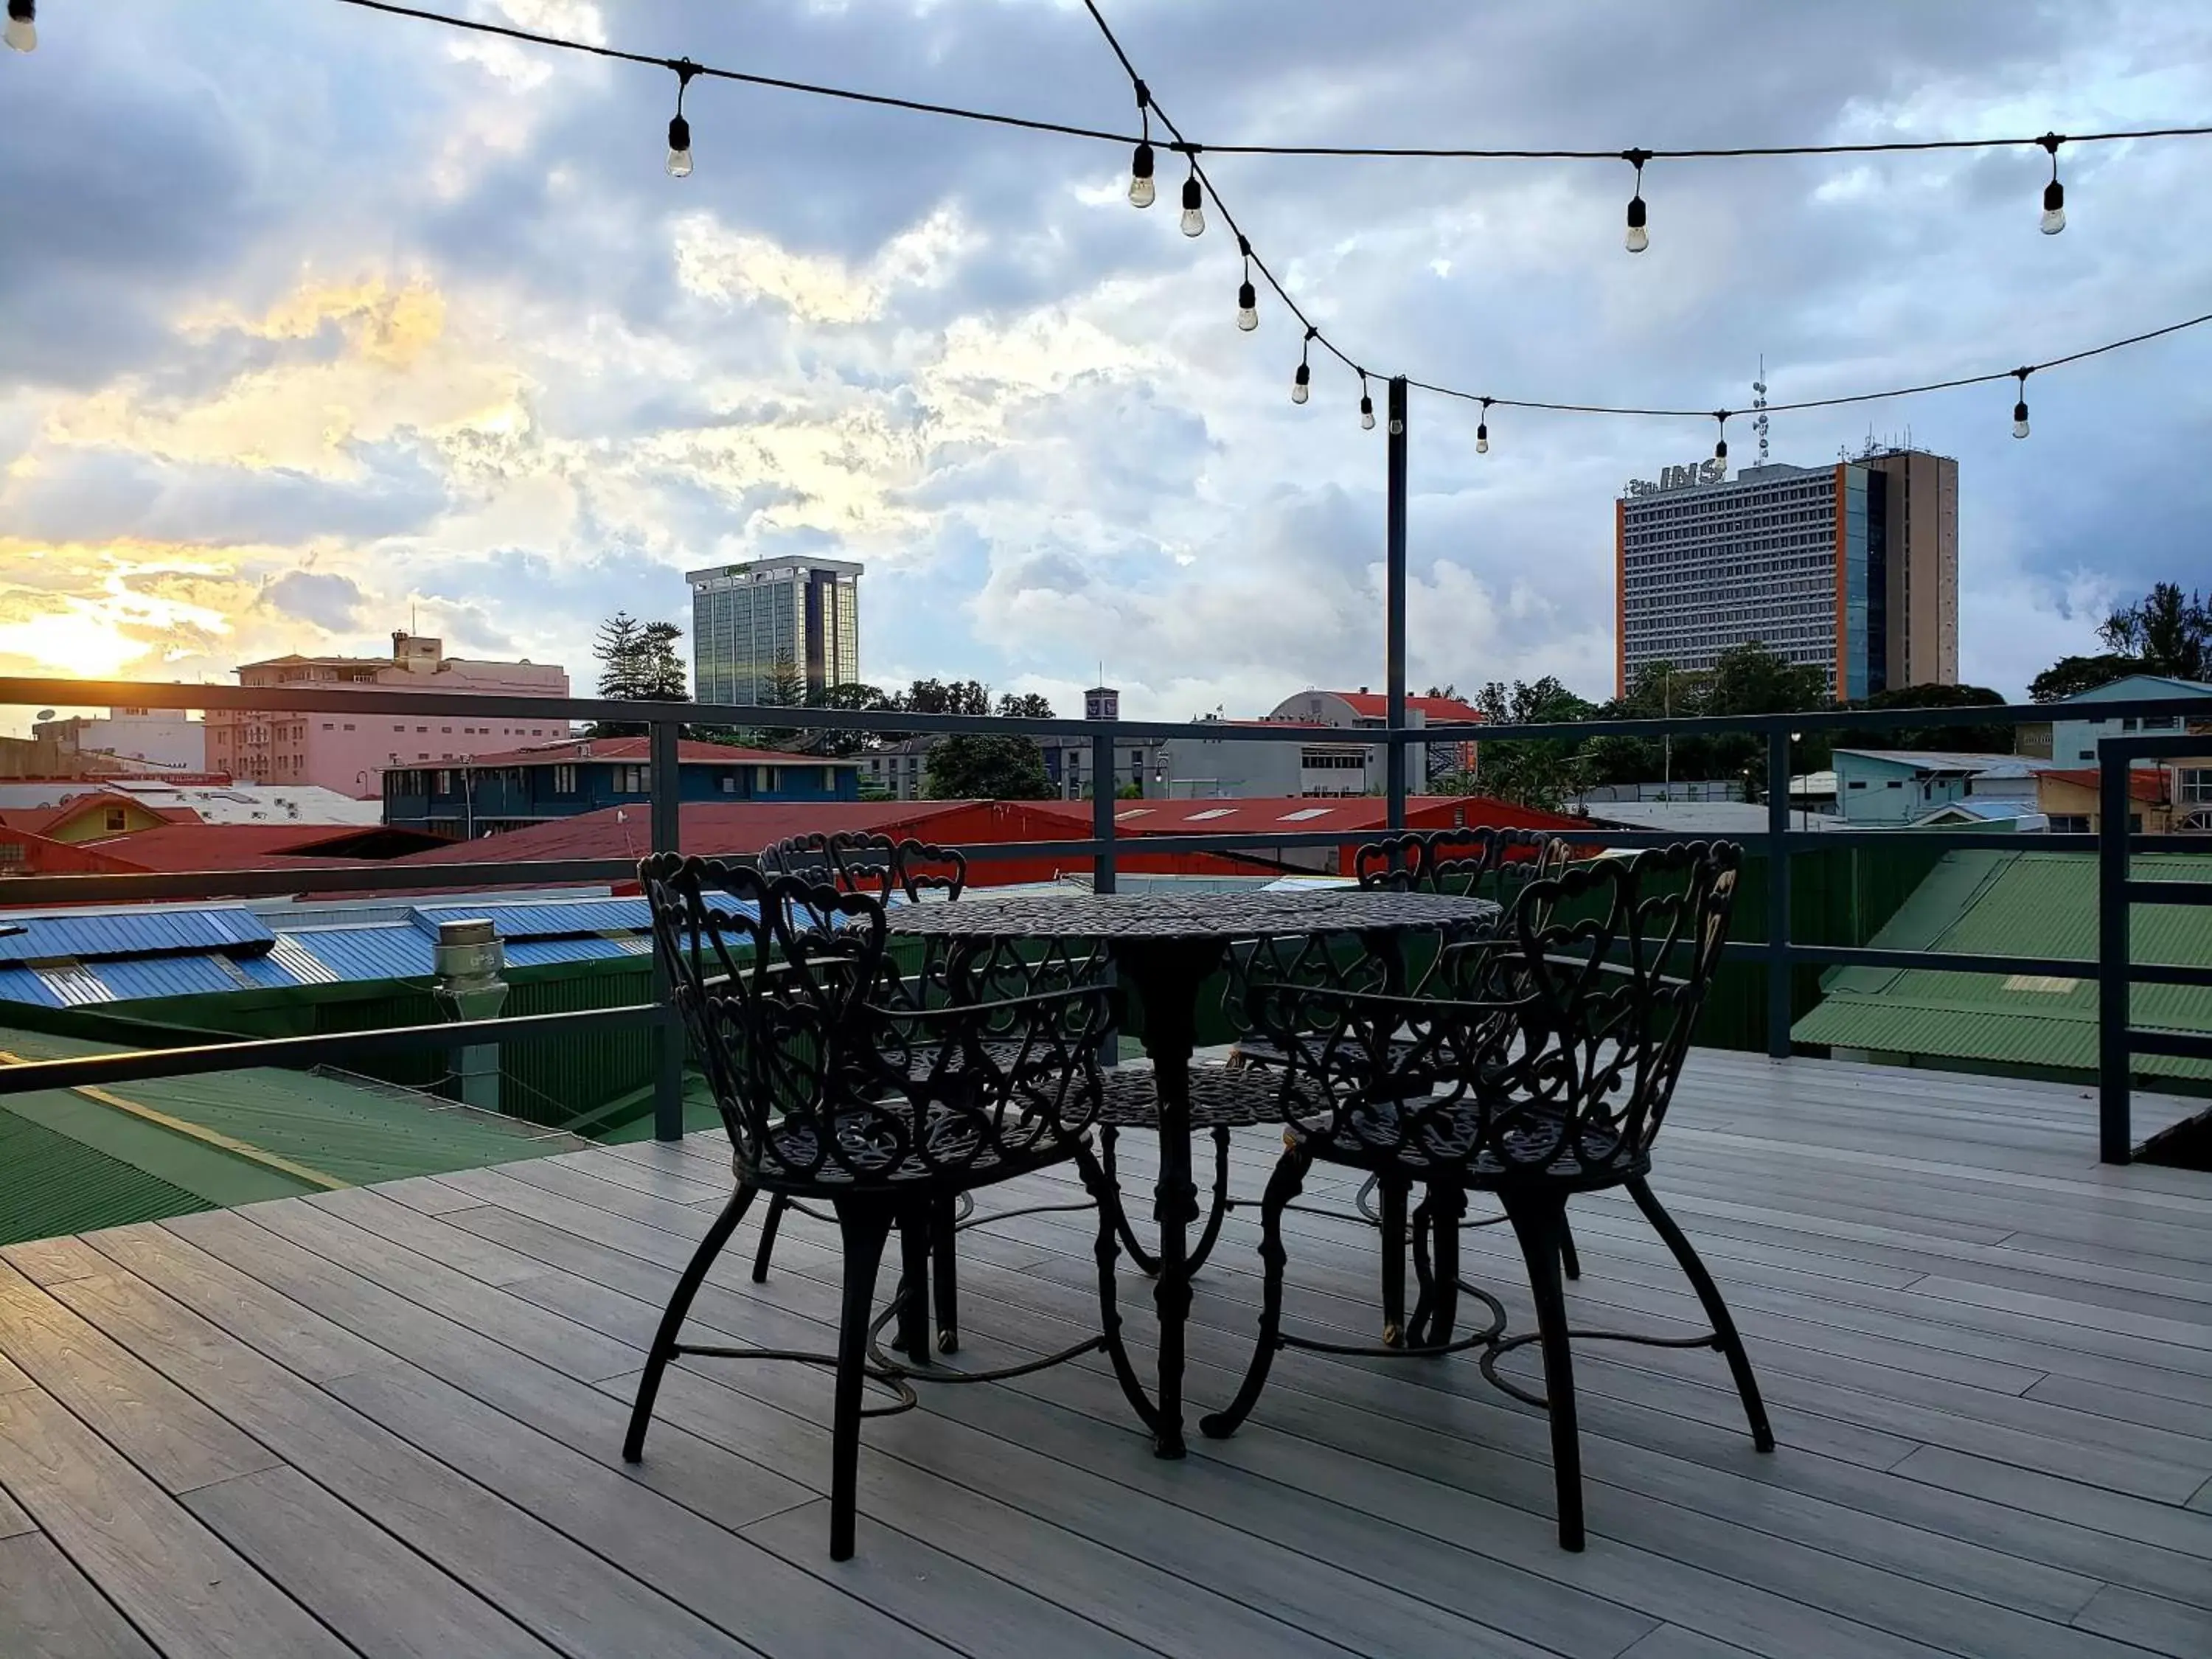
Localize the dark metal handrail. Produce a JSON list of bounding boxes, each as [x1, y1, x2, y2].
[[0, 675, 2203, 1161]]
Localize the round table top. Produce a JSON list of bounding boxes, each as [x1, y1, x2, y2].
[[881, 886, 1499, 942]]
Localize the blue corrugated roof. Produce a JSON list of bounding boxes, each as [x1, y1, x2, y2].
[[0, 966, 60, 1009], [416, 897, 653, 941], [0, 908, 274, 964], [282, 925, 437, 984]]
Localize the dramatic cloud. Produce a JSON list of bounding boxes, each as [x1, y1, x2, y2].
[[1, 0, 2208, 726]]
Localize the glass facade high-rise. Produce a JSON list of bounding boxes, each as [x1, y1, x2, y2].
[[1615, 450, 1957, 699], [686, 557, 863, 705]]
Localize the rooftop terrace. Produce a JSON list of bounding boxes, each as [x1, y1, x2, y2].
[[1, 1048, 2207, 1658]]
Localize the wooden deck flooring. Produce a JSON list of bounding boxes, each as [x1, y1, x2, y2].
[[1, 1048, 2210, 1658]]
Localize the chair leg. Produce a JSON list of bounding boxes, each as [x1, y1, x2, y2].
[[894, 1205, 932, 1363], [1424, 1186, 1467, 1349], [1199, 1145, 1310, 1441], [625, 1183, 755, 1462], [1378, 1174, 1410, 1347], [931, 1192, 960, 1355], [1559, 1211, 1583, 1282], [1185, 1127, 1234, 1275], [1503, 1190, 1585, 1551], [1629, 1176, 1773, 1452], [751, 1192, 789, 1283], [829, 1200, 895, 1562]]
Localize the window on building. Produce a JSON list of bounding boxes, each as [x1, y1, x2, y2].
[[2182, 769, 2212, 804], [104, 808, 128, 832], [2129, 814, 2143, 834], [434, 771, 452, 793], [757, 767, 779, 792], [2078, 751, 2096, 761], [613, 765, 650, 793], [1846, 780, 1867, 790], [2050, 815, 2090, 834], [553, 765, 578, 795], [720, 776, 737, 793], [321, 722, 334, 731], [343, 723, 355, 731], [1885, 780, 1902, 789], [417, 726, 428, 734]]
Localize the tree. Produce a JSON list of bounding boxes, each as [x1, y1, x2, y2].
[[589, 612, 687, 737], [1848, 683, 2010, 754], [994, 692, 1055, 721], [742, 653, 809, 748], [1470, 677, 1595, 811], [591, 613, 644, 700], [2031, 653, 2143, 703], [2098, 582, 2210, 682], [923, 733, 1055, 800]]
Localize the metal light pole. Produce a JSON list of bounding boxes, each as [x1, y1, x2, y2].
[[1385, 375, 1408, 830]]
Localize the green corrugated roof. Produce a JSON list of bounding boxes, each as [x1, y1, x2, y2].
[[0, 1025, 588, 1247], [1792, 850, 2212, 1079]]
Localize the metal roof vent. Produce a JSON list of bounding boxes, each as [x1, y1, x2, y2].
[[432, 918, 507, 1112]]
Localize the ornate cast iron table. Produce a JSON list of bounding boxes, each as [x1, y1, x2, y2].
[[885, 886, 1499, 1455]]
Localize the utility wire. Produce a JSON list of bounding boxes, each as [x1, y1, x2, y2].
[[343, 0, 2212, 428]]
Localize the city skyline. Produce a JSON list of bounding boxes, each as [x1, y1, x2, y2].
[[1, 1, 2208, 729]]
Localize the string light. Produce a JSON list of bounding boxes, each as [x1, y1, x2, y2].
[[2011, 369, 2031, 438], [4, 1, 32, 53], [1179, 153, 1205, 237], [2039, 133, 2066, 234], [1359, 372, 1376, 431], [1128, 81, 1155, 208], [1292, 328, 1315, 403], [1624, 149, 1651, 254], [335, 0, 2212, 445], [1476, 397, 1492, 453], [665, 59, 697, 177], [1235, 237, 1259, 331], [1712, 410, 1730, 461]]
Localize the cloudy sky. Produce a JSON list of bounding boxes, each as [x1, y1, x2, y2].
[[2, 0, 2207, 726]]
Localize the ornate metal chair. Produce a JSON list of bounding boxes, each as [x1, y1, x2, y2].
[[1201, 841, 1773, 1551], [1226, 826, 1586, 1341], [749, 832, 980, 1298], [627, 853, 1123, 1560]]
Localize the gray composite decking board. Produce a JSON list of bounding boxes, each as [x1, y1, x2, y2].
[[0, 1481, 32, 1538], [10, 1048, 2212, 1659], [0, 1264, 286, 1495], [79, 1221, 393, 1385], [46, 1265, 759, 1659], [0, 1349, 33, 1392], [2070, 1583, 2212, 1654], [0, 1235, 115, 1287], [302, 1186, 550, 1287], [0, 1530, 161, 1659], [180, 1464, 564, 1659], [0, 1382, 353, 1658]]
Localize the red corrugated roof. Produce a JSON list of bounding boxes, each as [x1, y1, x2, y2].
[[1027, 796, 1576, 835], [460, 737, 842, 768], [1324, 692, 1485, 723], [75, 824, 445, 873], [391, 799, 978, 865], [2043, 768, 2171, 802]]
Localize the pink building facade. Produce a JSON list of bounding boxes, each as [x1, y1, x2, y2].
[[206, 633, 571, 798]]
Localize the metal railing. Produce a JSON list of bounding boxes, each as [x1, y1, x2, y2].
[[0, 675, 2207, 1162]]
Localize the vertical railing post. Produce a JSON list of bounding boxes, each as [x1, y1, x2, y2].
[[649, 714, 684, 1141], [1091, 731, 1116, 895], [2098, 741, 2132, 1163], [1385, 374, 1409, 831], [1765, 726, 1792, 1060]]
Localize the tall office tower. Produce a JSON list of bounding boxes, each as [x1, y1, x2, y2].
[[1615, 448, 1958, 698], [686, 557, 863, 704]]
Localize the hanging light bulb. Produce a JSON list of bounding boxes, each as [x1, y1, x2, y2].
[[1623, 149, 1651, 254], [2039, 133, 2066, 234], [1359, 374, 1376, 431], [1180, 158, 1206, 237], [4, 0, 33, 52], [2011, 369, 2032, 439], [1129, 81, 1157, 207], [1129, 142, 1156, 209], [1292, 327, 1315, 404], [1713, 410, 1730, 462], [665, 60, 698, 177], [1235, 238, 1259, 331], [1476, 397, 1492, 454]]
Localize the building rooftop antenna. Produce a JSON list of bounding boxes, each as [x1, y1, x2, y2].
[[1751, 355, 1770, 466]]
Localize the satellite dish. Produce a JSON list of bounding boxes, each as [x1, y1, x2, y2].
[[35, 710, 55, 722]]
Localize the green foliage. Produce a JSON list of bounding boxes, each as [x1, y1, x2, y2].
[[923, 733, 1056, 800], [995, 692, 1057, 720], [1470, 675, 1596, 810], [588, 612, 688, 737], [2030, 653, 2144, 703], [1847, 683, 2011, 753], [2097, 581, 2210, 682]]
